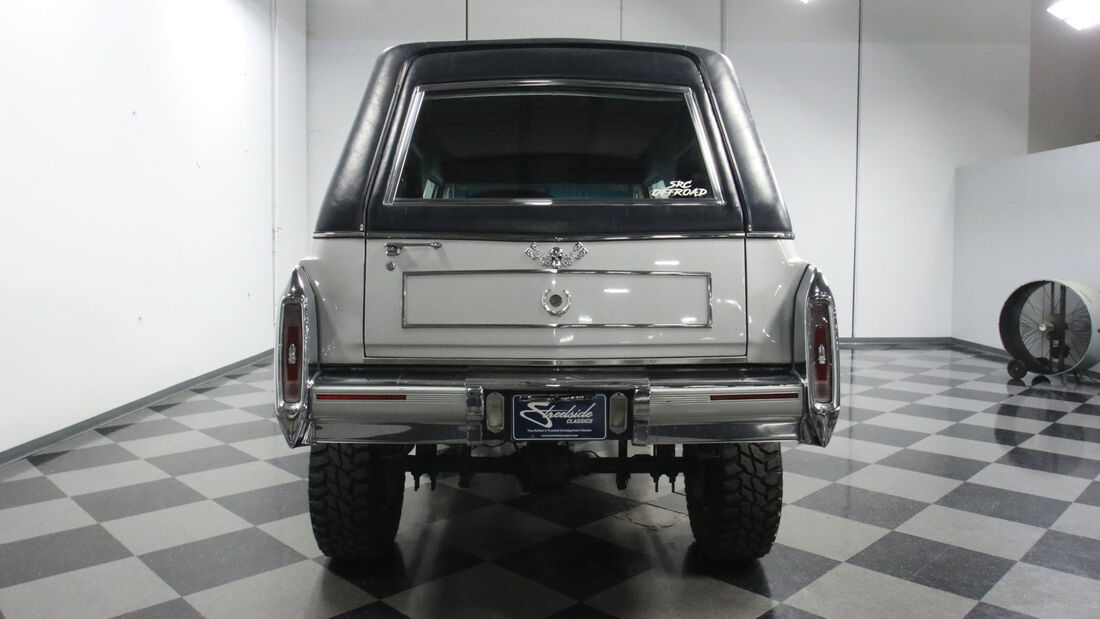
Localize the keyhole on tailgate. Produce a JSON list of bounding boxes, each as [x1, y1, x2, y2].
[[542, 288, 571, 317]]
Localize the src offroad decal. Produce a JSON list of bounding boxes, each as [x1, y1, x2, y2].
[[512, 394, 608, 440], [650, 180, 708, 198]]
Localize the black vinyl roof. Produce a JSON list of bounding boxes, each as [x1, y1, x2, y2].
[[315, 39, 792, 236]]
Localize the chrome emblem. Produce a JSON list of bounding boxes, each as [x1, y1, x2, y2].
[[542, 288, 571, 317], [525, 242, 587, 269]]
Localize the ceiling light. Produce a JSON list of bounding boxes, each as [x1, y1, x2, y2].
[[1048, 0, 1100, 30]]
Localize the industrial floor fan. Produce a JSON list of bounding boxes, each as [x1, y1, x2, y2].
[[999, 280, 1100, 380]]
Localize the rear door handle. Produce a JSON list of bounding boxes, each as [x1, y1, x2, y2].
[[385, 241, 442, 257]]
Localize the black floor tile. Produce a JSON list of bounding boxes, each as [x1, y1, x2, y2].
[[0, 476, 65, 510], [545, 603, 619, 619], [876, 363, 939, 375], [331, 601, 412, 619], [194, 382, 265, 398], [0, 525, 131, 588], [73, 478, 205, 522], [781, 449, 866, 482], [115, 598, 205, 619], [323, 540, 481, 599], [937, 483, 1070, 528], [849, 532, 1013, 599], [904, 375, 968, 388], [759, 604, 825, 619], [938, 388, 1013, 403], [937, 423, 1032, 446], [1041, 423, 1100, 443], [495, 531, 651, 599], [140, 528, 304, 596], [983, 403, 1065, 423], [266, 452, 310, 478], [848, 375, 893, 388], [879, 449, 989, 481], [401, 484, 494, 529], [1073, 403, 1100, 417], [893, 403, 973, 423], [965, 602, 1036, 619], [853, 388, 926, 404], [216, 480, 308, 525], [1075, 481, 1100, 507], [794, 485, 925, 529], [149, 399, 228, 416], [27, 444, 138, 474], [201, 420, 281, 444], [505, 484, 638, 528], [839, 407, 884, 423], [96, 418, 192, 442], [996, 448, 1100, 479], [146, 445, 257, 477], [707, 543, 838, 601], [242, 403, 274, 417], [1022, 530, 1100, 580], [836, 423, 926, 447], [1018, 388, 1093, 403]]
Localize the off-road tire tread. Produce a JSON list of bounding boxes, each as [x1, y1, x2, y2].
[[308, 443, 405, 560], [685, 442, 783, 563]]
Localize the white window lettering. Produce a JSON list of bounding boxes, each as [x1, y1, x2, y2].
[[650, 180, 708, 198]]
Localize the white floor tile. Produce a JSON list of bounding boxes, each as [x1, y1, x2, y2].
[[787, 564, 975, 619]]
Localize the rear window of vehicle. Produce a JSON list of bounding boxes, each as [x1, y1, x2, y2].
[[391, 84, 720, 203], [372, 81, 741, 236]]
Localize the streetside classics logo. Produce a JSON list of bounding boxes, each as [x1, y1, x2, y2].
[[519, 400, 597, 429], [650, 180, 708, 198]]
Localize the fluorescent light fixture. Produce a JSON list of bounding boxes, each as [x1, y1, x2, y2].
[[1048, 0, 1100, 30]]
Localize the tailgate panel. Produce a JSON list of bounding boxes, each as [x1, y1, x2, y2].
[[403, 271, 710, 328], [363, 238, 747, 361]]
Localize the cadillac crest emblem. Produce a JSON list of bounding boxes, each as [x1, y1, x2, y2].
[[524, 242, 588, 269]]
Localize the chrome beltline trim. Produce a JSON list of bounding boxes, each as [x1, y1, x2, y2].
[[313, 231, 790, 240], [401, 269, 713, 329], [382, 79, 727, 207], [353, 355, 748, 367]]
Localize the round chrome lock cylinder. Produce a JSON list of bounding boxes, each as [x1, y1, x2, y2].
[[542, 288, 571, 317]]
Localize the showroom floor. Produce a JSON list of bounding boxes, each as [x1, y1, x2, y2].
[[1, 347, 1100, 618]]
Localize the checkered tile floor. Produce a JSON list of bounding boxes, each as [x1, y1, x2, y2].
[[3, 347, 1100, 618]]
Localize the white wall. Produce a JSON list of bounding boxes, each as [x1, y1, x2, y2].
[[274, 0, 310, 295], [953, 141, 1100, 348], [306, 0, 465, 228], [725, 0, 859, 337], [1028, 0, 1100, 153], [852, 0, 1030, 337], [0, 0, 308, 455]]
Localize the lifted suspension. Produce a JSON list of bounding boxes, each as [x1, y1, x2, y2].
[[405, 443, 692, 492]]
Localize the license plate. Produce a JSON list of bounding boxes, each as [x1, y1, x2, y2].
[[512, 394, 607, 440]]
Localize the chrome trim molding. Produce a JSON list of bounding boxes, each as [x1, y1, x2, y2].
[[364, 232, 748, 242], [401, 269, 713, 329], [313, 231, 365, 239], [382, 79, 727, 208], [305, 368, 805, 446], [275, 266, 319, 448], [791, 265, 841, 447], [356, 355, 748, 367], [746, 232, 795, 240]]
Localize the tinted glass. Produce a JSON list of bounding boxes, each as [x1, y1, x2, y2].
[[393, 88, 716, 202]]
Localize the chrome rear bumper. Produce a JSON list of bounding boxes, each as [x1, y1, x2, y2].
[[281, 366, 837, 448]]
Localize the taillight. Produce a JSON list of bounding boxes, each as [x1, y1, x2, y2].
[[809, 302, 834, 404], [281, 300, 303, 404]]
